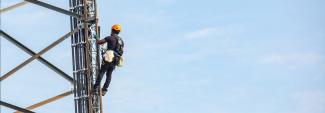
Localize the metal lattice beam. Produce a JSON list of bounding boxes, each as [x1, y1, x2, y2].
[[69, 0, 103, 112], [25, 0, 82, 19], [0, 30, 73, 83], [13, 90, 73, 113], [0, 28, 80, 81], [0, 1, 28, 13], [0, 101, 35, 113], [2, 0, 103, 112]]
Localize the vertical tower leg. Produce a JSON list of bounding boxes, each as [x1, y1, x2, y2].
[[70, 0, 102, 113]]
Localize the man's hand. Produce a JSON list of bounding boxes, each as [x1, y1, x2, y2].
[[96, 39, 106, 45]]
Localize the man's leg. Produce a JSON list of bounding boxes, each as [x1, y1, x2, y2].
[[93, 63, 108, 90], [102, 65, 115, 92]]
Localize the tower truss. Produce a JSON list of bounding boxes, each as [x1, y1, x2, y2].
[[0, 0, 103, 113]]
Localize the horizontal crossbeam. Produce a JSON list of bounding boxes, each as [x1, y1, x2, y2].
[[0, 30, 73, 83]]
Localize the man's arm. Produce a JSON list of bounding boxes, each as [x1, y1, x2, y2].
[[96, 39, 106, 45]]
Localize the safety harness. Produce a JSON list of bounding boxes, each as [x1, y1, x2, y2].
[[102, 35, 124, 67]]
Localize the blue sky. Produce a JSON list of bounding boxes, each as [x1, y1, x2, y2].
[[1, 0, 325, 113]]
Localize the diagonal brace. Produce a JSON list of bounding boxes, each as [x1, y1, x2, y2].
[[0, 28, 80, 81], [0, 1, 28, 13], [14, 90, 73, 113], [0, 30, 73, 83], [24, 0, 81, 19], [0, 101, 35, 113]]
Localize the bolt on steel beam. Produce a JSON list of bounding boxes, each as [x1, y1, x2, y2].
[[0, 30, 73, 83]]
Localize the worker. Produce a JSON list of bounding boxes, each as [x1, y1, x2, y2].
[[93, 24, 124, 96]]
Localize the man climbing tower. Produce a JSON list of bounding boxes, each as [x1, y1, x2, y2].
[[93, 24, 124, 96]]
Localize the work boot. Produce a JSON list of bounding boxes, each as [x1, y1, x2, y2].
[[102, 89, 108, 96]]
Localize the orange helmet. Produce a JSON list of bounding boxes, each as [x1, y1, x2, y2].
[[112, 24, 121, 31]]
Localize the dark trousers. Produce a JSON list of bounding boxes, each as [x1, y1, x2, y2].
[[93, 62, 116, 91]]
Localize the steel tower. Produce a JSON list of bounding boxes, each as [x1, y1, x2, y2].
[[0, 0, 103, 113]]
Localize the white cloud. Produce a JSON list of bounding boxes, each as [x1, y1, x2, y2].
[[184, 24, 245, 40], [123, 25, 245, 64], [257, 53, 324, 68], [185, 27, 225, 40], [155, 0, 175, 5], [292, 91, 325, 113]]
